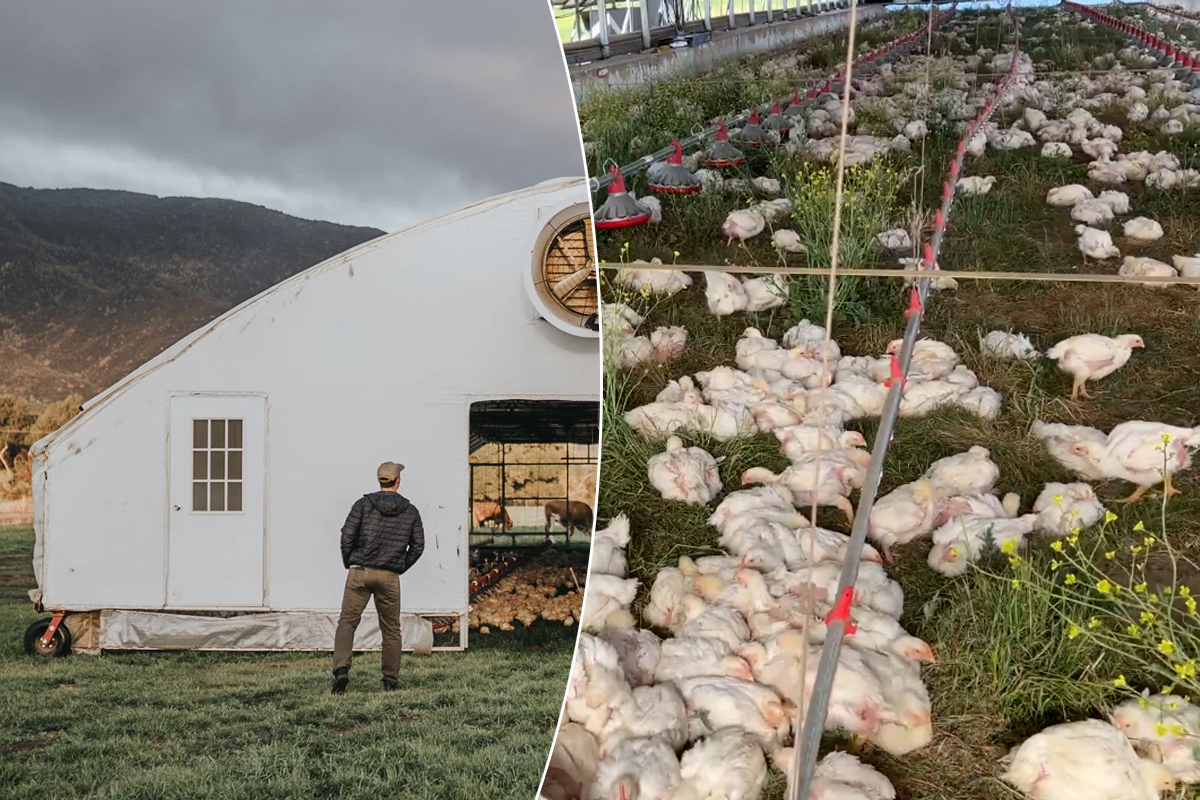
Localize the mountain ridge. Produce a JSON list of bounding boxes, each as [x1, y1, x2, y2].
[[0, 182, 386, 406]]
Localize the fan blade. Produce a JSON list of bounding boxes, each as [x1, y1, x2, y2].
[[553, 265, 595, 299]]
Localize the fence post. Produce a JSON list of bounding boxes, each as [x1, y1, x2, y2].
[[749, 0, 756, 25], [728, 0, 735, 29], [705, 0, 713, 29], [640, 0, 652, 48], [599, 0, 611, 57]]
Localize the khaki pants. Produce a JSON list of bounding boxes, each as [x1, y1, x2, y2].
[[333, 566, 403, 682]]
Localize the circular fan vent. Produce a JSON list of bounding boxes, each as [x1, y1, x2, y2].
[[526, 203, 599, 338]]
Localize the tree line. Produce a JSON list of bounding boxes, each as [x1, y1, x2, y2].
[[0, 394, 83, 501]]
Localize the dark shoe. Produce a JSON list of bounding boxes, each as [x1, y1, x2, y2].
[[331, 667, 349, 694], [381, 679, 398, 692]]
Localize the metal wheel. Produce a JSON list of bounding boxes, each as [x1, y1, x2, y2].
[[23, 617, 72, 657]]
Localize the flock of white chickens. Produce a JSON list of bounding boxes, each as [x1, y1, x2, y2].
[[554, 7, 1200, 800]]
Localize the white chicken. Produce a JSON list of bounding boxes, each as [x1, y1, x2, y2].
[[772, 229, 806, 253], [674, 729, 768, 800], [1172, 254, 1200, 289], [958, 175, 997, 195], [923, 446, 1001, 497], [742, 274, 789, 311], [647, 436, 723, 505], [592, 514, 632, 577], [1119, 256, 1179, 288], [672, 675, 791, 749], [1123, 217, 1165, 241], [614, 262, 693, 296], [1045, 333, 1145, 400], [1032, 481, 1106, 537], [1001, 719, 1176, 800], [1070, 421, 1200, 503], [649, 326, 687, 364], [1047, 184, 1093, 206], [773, 750, 896, 800], [981, 330, 1040, 360], [722, 209, 767, 244], [589, 735, 682, 800], [876, 228, 912, 252], [928, 513, 1040, 576], [1076, 225, 1121, 260], [705, 272, 749, 316], [867, 478, 941, 563], [581, 574, 640, 632], [1112, 693, 1200, 785], [1031, 420, 1110, 481]]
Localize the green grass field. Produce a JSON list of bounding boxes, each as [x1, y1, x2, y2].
[[0, 525, 573, 800], [588, 6, 1200, 798]]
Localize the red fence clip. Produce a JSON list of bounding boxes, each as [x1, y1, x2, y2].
[[884, 353, 907, 390], [905, 287, 924, 318], [941, 182, 953, 203], [924, 242, 935, 268], [934, 208, 946, 230], [823, 586, 858, 635], [949, 159, 960, 179]]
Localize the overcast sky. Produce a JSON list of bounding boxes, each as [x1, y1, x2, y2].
[[0, 0, 585, 232]]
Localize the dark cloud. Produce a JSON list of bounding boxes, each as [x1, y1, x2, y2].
[[0, 0, 584, 231]]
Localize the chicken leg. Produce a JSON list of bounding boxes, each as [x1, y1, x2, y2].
[[1070, 376, 1091, 400], [1115, 484, 1150, 504], [1163, 471, 1181, 499], [847, 733, 868, 754]]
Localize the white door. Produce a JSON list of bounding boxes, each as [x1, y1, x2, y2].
[[167, 394, 266, 608]]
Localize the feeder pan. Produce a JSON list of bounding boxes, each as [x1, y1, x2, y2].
[[783, 91, 806, 117], [701, 119, 746, 169], [593, 166, 652, 230], [763, 101, 791, 138], [648, 139, 702, 195], [738, 109, 768, 148]]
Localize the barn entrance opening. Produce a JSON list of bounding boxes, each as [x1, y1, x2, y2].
[[467, 399, 599, 553]]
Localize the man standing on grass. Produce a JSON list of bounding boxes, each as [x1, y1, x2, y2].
[[332, 461, 424, 694]]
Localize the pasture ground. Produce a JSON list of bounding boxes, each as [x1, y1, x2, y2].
[[0, 525, 572, 800]]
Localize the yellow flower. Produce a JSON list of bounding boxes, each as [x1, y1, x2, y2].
[[1162, 432, 1172, 444], [1135, 582, 1148, 594], [1097, 579, 1113, 595], [1144, 536, 1156, 548], [1187, 597, 1197, 615], [1068, 533, 1080, 547], [1113, 674, 1127, 687], [1067, 624, 1081, 639], [1105, 510, 1118, 524], [1050, 559, 1061, 571], [1105, 550, 1116, 560], [1139, 697, 1151, 708], [1053, 494, 1064, 504], [1131, 545, 1143, 555], [1180, 587, 1191, 599], [1011, 578, 1021, 589], [1088, 617, 1101, 629], [1000, 539, 1017, 555], [1129, 623, 1142, 636], [949, 547, 959, 557], [1050, 541, 1064, 553], [1134, 521, 1146, 533], [1141, 611, 1156, 623], [1159, 639, 1176, 656], [1170, 723, 1188, 737], [673, 250, 681, 259], [1173, 661, 1197, 680], [1156, 722, 1169, 737]]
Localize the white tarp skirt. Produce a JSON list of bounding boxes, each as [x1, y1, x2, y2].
[[98, 609, 436, 652]]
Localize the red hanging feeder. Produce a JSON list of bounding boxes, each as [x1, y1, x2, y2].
[[739, 108, 767, 148], [784, 90, 806, 118], [648, 139, 702, 195], [701, 119, 746, 169], [593, 165, 653, 230], [763, 100, 791, 138]]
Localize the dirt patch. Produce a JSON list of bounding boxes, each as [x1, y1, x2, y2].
[[8, 732, 56, 753]]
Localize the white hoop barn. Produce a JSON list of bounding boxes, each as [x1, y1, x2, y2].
[[26, 177, 600, 655]]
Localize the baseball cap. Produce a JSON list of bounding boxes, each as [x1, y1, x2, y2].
[[377, 462, 405, 482]]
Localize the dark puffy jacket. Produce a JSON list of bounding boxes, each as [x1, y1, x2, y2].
[[340, 491, 425, 574]]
